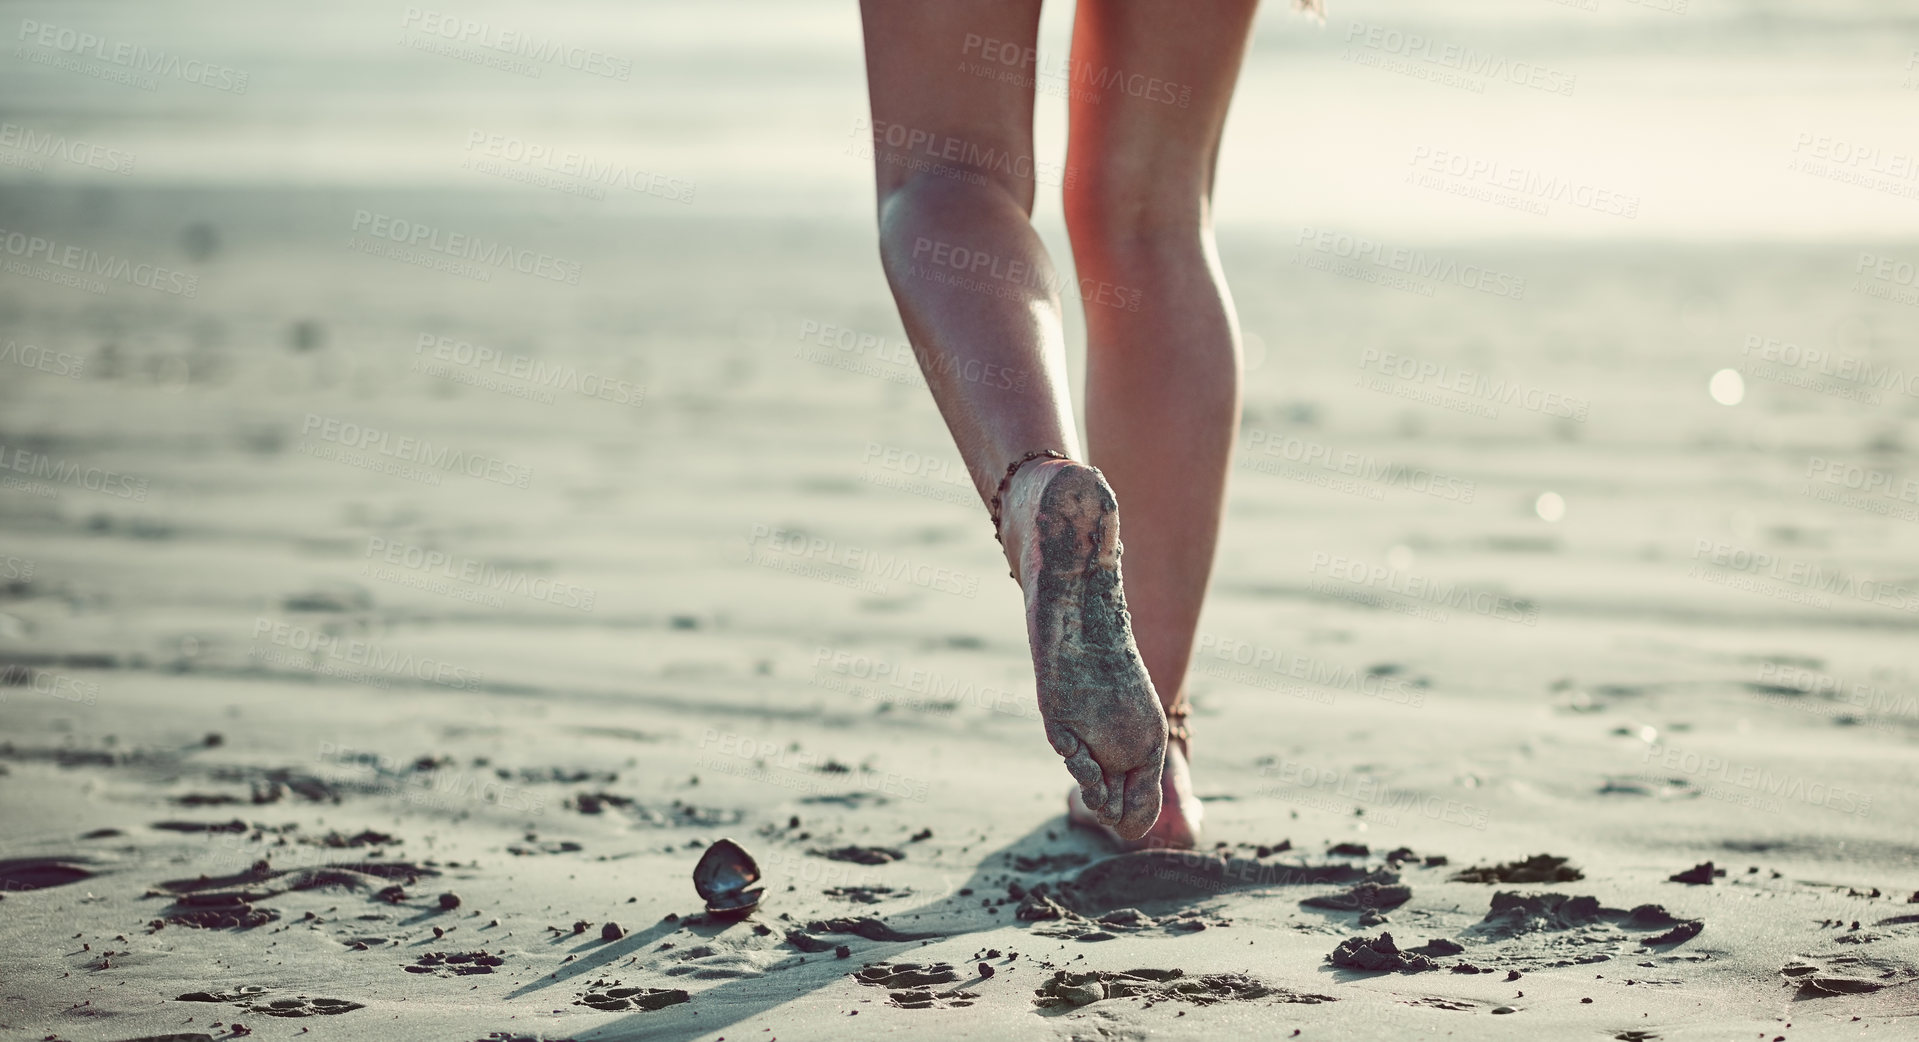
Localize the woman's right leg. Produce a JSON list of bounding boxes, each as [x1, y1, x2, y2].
[[859, 0, 1168, 839]]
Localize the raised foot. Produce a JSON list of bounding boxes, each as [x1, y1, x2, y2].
[[1002, 458, 1167, 841], [1067, 741, 1203, 851]]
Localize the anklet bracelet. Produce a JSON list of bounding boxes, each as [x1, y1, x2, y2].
[[988, 449, 1073, 545], [1166, 701, 1192, 746]]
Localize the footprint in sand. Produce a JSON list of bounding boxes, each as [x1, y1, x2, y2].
[[176, 986, 270, 1003], [574, 985, 691, 1012], [1780, 954, 1913, 999], [0, 858, 94, 890], [406, 951, 506, 975], [159, 902, 281, 930], [853, 961, 977, 1009], [178, 989, 364, 1018], [244, 996, 367, 1017]]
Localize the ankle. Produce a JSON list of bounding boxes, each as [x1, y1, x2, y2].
[[994, 455, 1076, 584]]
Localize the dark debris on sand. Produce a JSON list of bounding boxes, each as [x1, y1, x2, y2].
[[805, 916, 939, 942], [785, 930, 835, 953], [1065, 850, 1369, 911], [1301, 871, 1412, 912], [1327, 932, 1442, 974], [1035, 967, 1335, 1007], [1014, 883, 1222, 938], [1477, 891, 1704, 947], [1668, 861, 1724, 885], [1011, 850, 1406, 938], [823, 884, 903, 903], [1452, 854, 1584, 884], [808, 845, 905, 865], [1009, 851, 1091, 874]]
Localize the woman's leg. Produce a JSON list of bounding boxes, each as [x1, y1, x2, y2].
[[858, 0, 1168, 840], [1062, 0, 1263, 848]]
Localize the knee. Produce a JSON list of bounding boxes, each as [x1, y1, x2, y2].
[[1063, 172, 1207, 263], [876, 163, 1036, 230]]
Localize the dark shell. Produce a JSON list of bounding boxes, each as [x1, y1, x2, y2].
[[693, 838, 763, 917]]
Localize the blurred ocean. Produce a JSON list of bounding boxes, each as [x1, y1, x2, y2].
[[2, 0, 1916, 238]]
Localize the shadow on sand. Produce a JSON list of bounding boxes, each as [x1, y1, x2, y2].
[[564, 821, 1370, 1042]]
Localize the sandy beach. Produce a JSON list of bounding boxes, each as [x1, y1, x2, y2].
[[4, 1, 1919, 1040]]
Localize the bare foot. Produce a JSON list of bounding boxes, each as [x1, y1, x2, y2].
[[1067, 741, 1202, 851], [999, 458, 1167, 841]]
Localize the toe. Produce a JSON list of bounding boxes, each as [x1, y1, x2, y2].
[[1047, 722, 1109, 817], [1111, 762, 1165, 841]]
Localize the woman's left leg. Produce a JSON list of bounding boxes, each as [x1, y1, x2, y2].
[[1062, 0, 1264, 849]]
